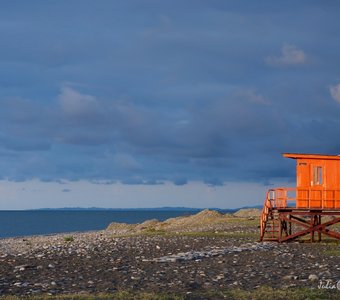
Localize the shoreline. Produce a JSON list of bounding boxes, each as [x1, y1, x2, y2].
[[0, 229, 105, 241]]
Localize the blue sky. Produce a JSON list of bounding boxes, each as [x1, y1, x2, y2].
[[1, 1, 340, 209]]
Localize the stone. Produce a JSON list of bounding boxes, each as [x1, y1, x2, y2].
[[14, 264, 30, 271], [13, 282, 22, 287], [282, 275, 298, 280], [308, 274, 319, 281], [215, 274, 224, 280]]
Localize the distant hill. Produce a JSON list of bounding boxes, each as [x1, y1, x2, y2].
[[30, 207, 203, 211], [29, 206, 261, 212]]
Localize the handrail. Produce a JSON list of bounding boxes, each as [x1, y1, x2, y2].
[[262, 187, 340, 210], [260, 190, 275, 240], [265, 187, 296, 208]]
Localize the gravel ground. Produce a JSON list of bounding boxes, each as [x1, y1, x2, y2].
[[0, 213, 339, 297]]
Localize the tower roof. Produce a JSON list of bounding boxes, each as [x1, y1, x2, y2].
[[283, 153, 340, 160]]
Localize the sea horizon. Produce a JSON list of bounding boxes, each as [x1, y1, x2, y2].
[[0, 205, 262, 212]]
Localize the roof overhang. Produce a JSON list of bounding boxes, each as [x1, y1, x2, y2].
[[283, 153, 340, 160]]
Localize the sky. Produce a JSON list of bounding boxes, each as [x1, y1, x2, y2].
[[1, 1, 340, 209]]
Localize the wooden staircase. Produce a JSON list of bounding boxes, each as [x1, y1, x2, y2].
[[260, 190, 282, 241]]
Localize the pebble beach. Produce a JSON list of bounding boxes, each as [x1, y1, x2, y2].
[[0, 210, 339, 298]]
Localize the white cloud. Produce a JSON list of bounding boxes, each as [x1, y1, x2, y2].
[[58, 86, 99, 115], [266, 44, 307, 66], [330, 83, 340, 103]]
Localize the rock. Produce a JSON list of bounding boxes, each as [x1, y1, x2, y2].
[[13, 282, 22, 287], [308, 274, 319, 281], [14, 264, 30, 271], [322, 270, 332, 278], [282, 275, 298, 280], [188, 281, 201, 289]]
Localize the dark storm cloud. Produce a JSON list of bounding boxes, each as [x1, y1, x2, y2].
[[1, 1, 340, 185]]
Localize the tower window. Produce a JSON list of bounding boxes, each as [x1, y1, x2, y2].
[[313, 166, 323, 186]]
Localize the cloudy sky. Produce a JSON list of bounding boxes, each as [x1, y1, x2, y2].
[[1, 1, 340, 209]]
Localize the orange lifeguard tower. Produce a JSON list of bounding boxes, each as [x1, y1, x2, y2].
[[260, 153, 340, 242]]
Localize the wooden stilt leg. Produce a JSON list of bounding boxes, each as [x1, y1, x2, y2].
[[318, 215, 322, 242]]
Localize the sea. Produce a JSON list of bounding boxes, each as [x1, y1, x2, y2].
[[0, 209, 234, 238]]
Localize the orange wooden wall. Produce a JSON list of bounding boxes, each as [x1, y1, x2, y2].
[[283, 154, 340, 209]]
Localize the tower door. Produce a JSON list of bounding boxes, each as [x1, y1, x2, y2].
[[296, 162, 310, 208], [310, 165, 323, 208], [297, 162, 309, 188]]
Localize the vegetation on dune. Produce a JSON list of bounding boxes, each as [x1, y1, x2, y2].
[[63, 236, 74, 242], [106, 209, 261, 237]]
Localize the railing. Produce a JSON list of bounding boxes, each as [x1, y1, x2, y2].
[[296, 188, 340, 209], [266, 187, 296, 208], [262, 187, 340, 210]]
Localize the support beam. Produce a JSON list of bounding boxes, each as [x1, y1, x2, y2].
[[278, 212, 340, 242]]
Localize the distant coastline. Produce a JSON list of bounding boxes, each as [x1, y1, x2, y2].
[[27, 205, 262, 212]]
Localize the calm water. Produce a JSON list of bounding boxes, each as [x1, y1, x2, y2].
[[0, 210, 225, 238]]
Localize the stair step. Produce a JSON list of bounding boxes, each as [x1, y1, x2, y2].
[[260, 204, 281, 242]]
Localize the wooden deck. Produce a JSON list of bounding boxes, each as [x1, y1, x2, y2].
[[260, 188, 340, 242]]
